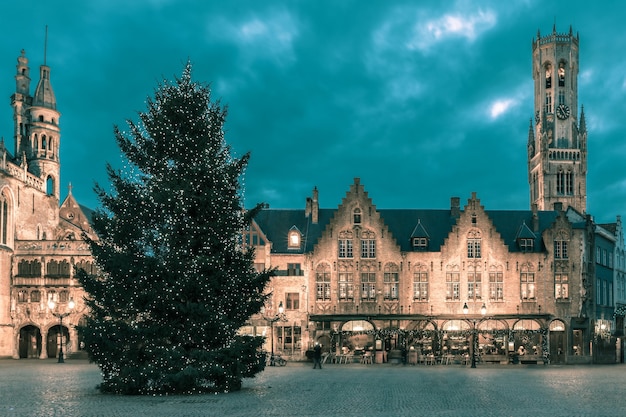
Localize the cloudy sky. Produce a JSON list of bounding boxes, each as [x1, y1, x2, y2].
[[1, 0, 625, 223]]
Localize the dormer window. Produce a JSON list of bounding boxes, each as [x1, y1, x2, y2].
[[353, 208, 361, 224], [519, 238, 534, 252], [412, 237, 428, 250], [288, 226, 301, 249]]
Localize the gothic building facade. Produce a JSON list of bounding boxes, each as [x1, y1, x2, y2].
[[244, 26, 625, 365], [1, 26, 624, 365], [0, 50, 92, 359]]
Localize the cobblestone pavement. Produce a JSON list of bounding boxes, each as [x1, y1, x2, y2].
[[1, 359, 625, 416]]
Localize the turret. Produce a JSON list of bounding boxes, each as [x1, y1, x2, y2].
[[11, 45, 61, 200]]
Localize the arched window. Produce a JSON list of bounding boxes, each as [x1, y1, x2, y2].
[[558, 62, 566, 87], [467, 263, 482, 300], [58, 290, 70, 303], [0, 191, 9, 245], [315, 263, 331, 301], [360, 263, 376, 301], [46, 176, 54, 196], [545, 64, 552, 88], [520, 263, 536, 300], [338, 263, 354, 300], [554, 231, 569, 260], [76, 260, 96, 275], [353, 208, 361, 224], [413, 264, 429, 301], [555, 264, 569, 300], [41, 135, 46, 150], [46, 259, 71, 278], [17, 259, 42, 277], [383, 263, 399, 300], [467, 230, 481, 259]]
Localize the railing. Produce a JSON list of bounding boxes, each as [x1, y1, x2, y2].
[[13, 276, 72, 286]]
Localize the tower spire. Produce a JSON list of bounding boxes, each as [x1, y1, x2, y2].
[[44, 25, 48, 66]]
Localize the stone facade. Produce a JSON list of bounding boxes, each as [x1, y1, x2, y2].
[[245, 26, 624, 365], [0, 50, 93, 359]]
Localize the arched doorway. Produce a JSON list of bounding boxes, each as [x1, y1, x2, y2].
[[549, 320, 566, 363], [512, 319, 544, 363], [19, 325, 41, 358], [441, 320, 471, 357], [339, 320, 374, 355], [477, 319, 509, 363], [47, 324, 70, 359]]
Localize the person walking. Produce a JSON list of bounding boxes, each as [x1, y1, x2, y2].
[[313, 343, 323, 369]]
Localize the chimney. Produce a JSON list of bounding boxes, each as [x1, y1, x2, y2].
[[451, 197, 460, 218], [305, 197, 312, 218], [312, 187, 319, 224], [531, 203, 539, 232]]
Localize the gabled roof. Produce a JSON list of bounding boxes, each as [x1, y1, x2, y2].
[[253, 208, 334, 253], [515, 221, 536, 240], [253, 206, 560, 254], [410, 219, 430, 239]]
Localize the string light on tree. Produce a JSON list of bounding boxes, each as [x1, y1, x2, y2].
[[76, 62, 273, 395]]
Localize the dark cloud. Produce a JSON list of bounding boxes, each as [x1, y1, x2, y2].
[[0, 0, 625, 223]]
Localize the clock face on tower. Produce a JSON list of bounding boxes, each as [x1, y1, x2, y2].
[[556, 104, 570, 119]]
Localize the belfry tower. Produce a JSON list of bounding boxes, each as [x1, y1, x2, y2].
[[528, 25, 587, 214], [11, 46, 61, 200]]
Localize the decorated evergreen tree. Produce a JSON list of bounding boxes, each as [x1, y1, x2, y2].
[[77, 63, 271, 394]]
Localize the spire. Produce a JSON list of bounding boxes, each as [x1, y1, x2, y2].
[[528, 118, 535, 144], [44, 25, 48, 66], [579, 105, 586, 133], [33, 27, 56, 109], [32, 64, 56, 109]]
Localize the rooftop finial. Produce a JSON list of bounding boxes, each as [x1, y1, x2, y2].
[[44, 25, 48, 65]]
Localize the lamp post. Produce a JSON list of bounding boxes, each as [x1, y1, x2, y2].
[[463, 302, 486, 368], [48, 298, 75, 363], [263, 301, 285, 366]]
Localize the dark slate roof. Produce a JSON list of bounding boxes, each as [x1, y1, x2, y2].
[[515, 222, 536, 240], [253, 209, 335, 253], [379, 209, 456, 251], [253, 207, 560, 254], [486, 210, 558, 252], [410, 219, 430, 239]]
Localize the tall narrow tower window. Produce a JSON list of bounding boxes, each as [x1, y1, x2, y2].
[[556, 171, 574, 195], [558, 63, 566, 87], [545, 92, 552, 114], [545, 65, 552, 88], [1, 194, 8, 245]]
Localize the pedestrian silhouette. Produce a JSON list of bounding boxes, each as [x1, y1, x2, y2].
[[313, 343, 323, 369]]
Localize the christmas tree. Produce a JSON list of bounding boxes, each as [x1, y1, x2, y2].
[[77, 62, 272, 394]]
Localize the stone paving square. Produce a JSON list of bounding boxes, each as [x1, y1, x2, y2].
[[1, 359, 625, 416]]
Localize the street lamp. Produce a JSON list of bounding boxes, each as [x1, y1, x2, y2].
[[263, 301, 285, 366], [463, 302, 486, 368], [48, 298, 75, 363]]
